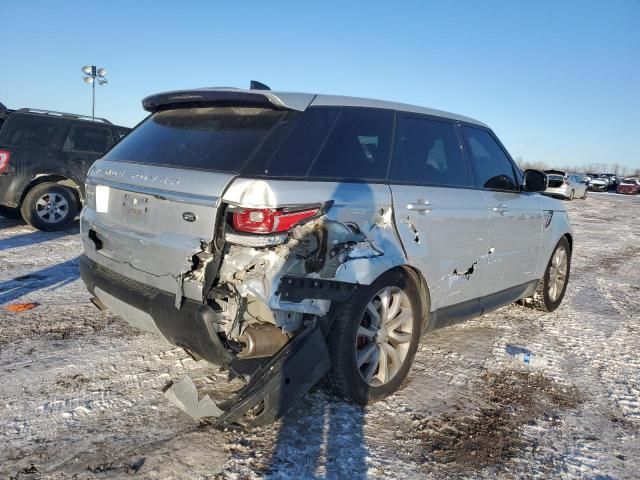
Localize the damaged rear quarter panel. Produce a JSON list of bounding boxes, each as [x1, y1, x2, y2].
[[219, 178, 408, 312]]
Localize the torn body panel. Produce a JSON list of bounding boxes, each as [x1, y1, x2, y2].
[[204, 180, 408, 348], [390, 185, 491, 311]]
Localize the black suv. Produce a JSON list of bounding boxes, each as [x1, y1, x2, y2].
[[0, 102, 130, 230]]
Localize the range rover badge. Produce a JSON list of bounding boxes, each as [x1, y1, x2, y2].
[[182, 212, 196, 222]]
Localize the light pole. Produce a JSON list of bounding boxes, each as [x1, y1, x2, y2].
[[81, 65, 108, 121]]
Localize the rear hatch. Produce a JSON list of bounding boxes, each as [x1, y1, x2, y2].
[[547, 175, 565, 188], [81, 103, 295, 301]]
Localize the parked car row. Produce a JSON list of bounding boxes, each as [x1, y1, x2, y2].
[[541, 169, 639, 199], [0, 101, 130, 229]]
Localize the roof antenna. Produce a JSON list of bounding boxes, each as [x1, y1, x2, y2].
[[250, 80, 271, 91]]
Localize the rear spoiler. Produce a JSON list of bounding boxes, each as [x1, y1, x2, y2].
[[142, 88, 315, 113]]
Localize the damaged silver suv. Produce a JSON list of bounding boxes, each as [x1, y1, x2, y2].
[[80, 86, 572, 427]]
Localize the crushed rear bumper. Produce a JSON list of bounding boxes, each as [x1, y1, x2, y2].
[[79, 254, 333, 428], [80, 254, 235, 366]]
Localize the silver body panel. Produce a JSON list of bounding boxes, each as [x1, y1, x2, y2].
[[82, 159, 235, 301], [481, 191, 544, 294], [390, 186, 490, 310]]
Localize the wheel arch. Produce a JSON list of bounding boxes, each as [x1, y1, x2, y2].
[[350, 263, 432, 332], [400, 264, 432, 331], [19, 174, 83, 208], [564, 232, 573, 252]]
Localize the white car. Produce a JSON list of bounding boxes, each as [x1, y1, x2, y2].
[[543, 170, 587, 200], [588, 176, 609, 192]]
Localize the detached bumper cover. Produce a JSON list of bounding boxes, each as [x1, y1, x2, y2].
[[217, 324, 330, 428]]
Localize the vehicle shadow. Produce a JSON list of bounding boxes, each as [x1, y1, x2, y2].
[[0, 256, 80, 305], [0, 211, 25, 230], [265, 392, 367, 479], [0, 226, 75, 251]]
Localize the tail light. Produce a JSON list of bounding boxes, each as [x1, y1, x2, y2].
[[0, 150, 10, 174], [232, 207, 319, 234]]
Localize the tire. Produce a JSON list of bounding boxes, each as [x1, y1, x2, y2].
[[20, 182, 78, 231], [531, 237, 571, 312], [326, 268, 424, 404]]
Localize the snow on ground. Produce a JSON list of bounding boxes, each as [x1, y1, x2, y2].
[[1, 193, 639, 479]]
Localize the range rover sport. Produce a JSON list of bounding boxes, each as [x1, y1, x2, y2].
[[79, 86, 572, 427]]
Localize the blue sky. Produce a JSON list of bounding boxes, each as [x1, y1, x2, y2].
[[1, 1, 638, 170]]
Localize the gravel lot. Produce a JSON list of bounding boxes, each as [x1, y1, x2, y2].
[[1, 193, 639, 479]]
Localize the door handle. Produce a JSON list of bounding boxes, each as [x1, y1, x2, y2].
[[407, 199, 431, 214], [492, 204, 508, 215]]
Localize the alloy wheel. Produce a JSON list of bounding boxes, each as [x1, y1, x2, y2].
[[35, 192, 69, 224], [355, 286, 414, 386], [548, 245, 568, 302]]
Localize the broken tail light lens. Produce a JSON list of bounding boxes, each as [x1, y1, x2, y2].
[[0, 150, 11, 174], [232, 207, 319, 234]]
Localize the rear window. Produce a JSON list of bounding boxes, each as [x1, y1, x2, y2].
[[0, 114, 64, 149], [103, 107, 286, 172], [63, 124, 113, 153]]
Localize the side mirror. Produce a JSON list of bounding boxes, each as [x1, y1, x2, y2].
[[522, 169, 547, 192]]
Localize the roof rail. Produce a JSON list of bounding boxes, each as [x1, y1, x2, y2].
[[15, 108, 112, 124]]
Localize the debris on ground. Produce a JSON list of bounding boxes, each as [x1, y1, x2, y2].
[[4, 302, 39, 312], [164, 376, 224, 420]]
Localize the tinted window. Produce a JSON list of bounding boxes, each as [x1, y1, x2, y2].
[[463, 127, 518, 191], [390, 116, 469, 186], [1, 115, 62, 149], [63, 125, 113, 153], [113, 127, 130, 141], [245, 107, 339, 178], [104, 107, 286, 172], [308, 108, 393, 181]]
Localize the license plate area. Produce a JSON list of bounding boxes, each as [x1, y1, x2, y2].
[[120, 192, 153, 228]]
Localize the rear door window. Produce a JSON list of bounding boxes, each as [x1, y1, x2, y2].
[[307, 107, 393, 182], [63, 124, 114, 153], [1, 115, 63, 149], [390, 115, 470, 187], [244, 107, 339, 178], [462, 126, 518, 191], [103, 107, 286, 172]]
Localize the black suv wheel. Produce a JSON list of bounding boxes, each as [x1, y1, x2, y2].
[[21, 182, 78, 231]]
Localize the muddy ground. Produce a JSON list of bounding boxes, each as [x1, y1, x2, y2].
[[1, 192, 639, 479]]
